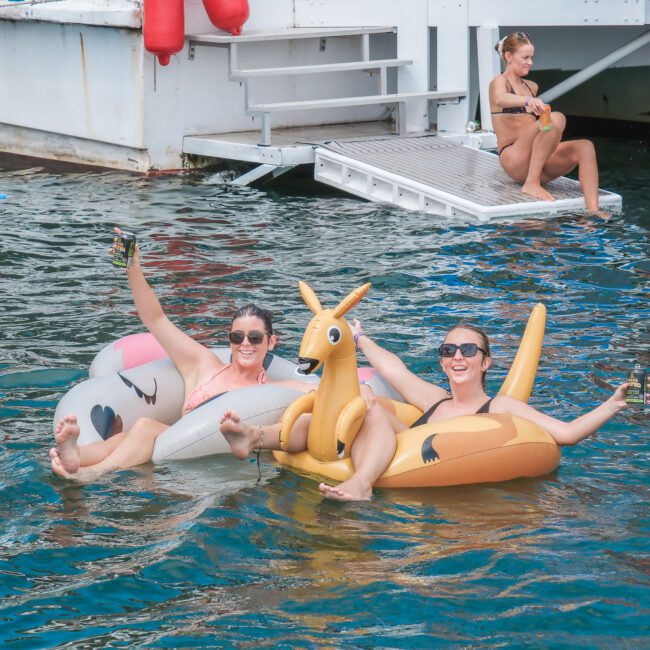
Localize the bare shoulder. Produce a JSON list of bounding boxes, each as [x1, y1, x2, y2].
[[489, 74, 506, 92], [528, 79, 540, 94], [490, 395, 533, 415]]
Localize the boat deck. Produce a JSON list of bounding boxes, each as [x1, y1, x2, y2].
[[183, 121, 397, 166]]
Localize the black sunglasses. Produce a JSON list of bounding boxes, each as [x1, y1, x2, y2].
[[229, 329, 268, 345], [514, 31, 531, 41], [439, 343, 487, 358]]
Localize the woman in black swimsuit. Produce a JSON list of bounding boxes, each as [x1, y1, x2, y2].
[[488, 32, 607, 215], [339, 316, 628, 481], [221, 313, 629, 502]]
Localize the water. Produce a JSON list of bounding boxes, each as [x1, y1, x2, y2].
[[1, 135, 648, 648]]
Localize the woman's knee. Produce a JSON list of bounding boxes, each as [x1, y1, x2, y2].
[[550, 111, 566, 131], [579, 139, 596, 160]]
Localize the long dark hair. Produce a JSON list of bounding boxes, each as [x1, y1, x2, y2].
[[446, 324, 491, 389], [231, 303, 274, 335]]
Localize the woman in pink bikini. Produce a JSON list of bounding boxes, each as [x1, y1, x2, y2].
[[488, 31, 606, 215], [50, 234, 309, 481]]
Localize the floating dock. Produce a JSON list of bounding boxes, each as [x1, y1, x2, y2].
[[314, 136, 623, 219]]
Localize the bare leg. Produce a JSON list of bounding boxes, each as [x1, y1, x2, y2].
[[51, 418, 167, 482], [319, 403, 399, 502], [220, 410, 310, 459], [77, 433, 127, 466], [540, 139, 603, 213], [50, 414, 130, 472], [521, 112, 565, 201]]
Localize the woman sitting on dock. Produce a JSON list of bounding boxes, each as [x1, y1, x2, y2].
[[50, 235, 311, 481], [220, 318, 629, 501], [488, 31, 606, 215]]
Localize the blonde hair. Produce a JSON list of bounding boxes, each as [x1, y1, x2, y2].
[[495, 32, 533, 61]]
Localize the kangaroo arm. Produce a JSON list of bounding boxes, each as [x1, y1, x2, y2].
[[335, 395, 368, 458], [279, 391, 316, 451]]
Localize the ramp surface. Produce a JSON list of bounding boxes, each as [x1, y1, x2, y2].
[[314, 136, 622, 219]]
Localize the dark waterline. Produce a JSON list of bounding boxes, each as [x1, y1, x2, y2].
[[0, 129, 648, 648]]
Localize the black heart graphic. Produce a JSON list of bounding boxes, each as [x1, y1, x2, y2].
[[90, 405, 124, 440]]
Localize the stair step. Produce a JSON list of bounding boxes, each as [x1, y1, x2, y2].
[[249, 90, 465, 113], [231, 58, 413, 79], [188, 26, 396, 46]]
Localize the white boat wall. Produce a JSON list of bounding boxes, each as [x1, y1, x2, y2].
[[1, 0, 649, 172]]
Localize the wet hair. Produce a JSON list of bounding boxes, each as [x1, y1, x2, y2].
[[445, 323, 491, 389], [495, 31, 533, 61], [231, 303, 274, 335]]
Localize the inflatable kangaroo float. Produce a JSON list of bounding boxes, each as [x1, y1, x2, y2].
[[275, 281, 560, 488]]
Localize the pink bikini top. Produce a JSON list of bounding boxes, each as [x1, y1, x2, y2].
[[182, 364, 268, 415]]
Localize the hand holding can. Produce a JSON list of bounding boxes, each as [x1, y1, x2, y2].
[[625, 364, 646, 405], [540, 105, 552, 132], [112, 229, 137, 269]]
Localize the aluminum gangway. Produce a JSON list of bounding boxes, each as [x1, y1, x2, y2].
[[313, 136, 622, 220]]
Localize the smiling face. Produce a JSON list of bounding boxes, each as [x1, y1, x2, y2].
[[505, 43, 534, 77], [440, 326, 491, 390], [229, 314, 277, 371]]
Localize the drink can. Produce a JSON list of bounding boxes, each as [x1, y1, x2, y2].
[[112, 231, 136, 268], [540, 105, 552, 132], [626, 364, 646, 405]]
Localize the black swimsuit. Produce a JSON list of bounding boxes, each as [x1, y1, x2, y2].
[[409, 397, 493, 428], [492, 78, 538, 155]]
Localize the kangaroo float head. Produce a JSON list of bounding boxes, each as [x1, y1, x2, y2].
[[297, 280, 371, 373]]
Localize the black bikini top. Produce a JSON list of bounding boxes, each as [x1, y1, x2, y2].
[[410, 397, 493, 428], [491, 78, 536, 115]]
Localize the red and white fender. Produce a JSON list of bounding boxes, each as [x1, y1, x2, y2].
[[202, 0, 249, 36], [143, 0, 185, 66]]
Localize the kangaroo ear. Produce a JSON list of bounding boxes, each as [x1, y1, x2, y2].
[[333, 282, 371, 318], [299, 281, 323, 314]]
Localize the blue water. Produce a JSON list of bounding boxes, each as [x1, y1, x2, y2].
[[0, 136, 648, 648]]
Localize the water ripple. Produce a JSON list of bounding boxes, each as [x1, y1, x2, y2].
[[0, 134, 648, 647]]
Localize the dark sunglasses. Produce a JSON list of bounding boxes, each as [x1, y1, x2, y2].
[[439, 343, 487, 358], [514, 31, 531, 41], [228, 330, 268, 345]]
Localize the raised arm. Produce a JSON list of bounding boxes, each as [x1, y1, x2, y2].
[[115, 233, 221, 383], [350, 319, 447, 411], [494, 383, 629, 446]]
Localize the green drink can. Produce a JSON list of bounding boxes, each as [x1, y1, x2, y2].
[[626, 364, 646, 405], [112, 231, 136, 268]]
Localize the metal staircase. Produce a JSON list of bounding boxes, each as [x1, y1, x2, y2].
[[187, 27, 465, 146]]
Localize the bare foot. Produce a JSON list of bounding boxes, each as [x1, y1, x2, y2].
[[50, 448, 73, 479], [219, 411, 262, 460], [587, 209, 612, 219], [318, 477, 372, 502], [54, 413, 81, 473], [50, 449, 103, 482], [522, 182, 555, 202]]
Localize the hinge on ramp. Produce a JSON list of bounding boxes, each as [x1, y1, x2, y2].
[[231, 164, 295, 186]]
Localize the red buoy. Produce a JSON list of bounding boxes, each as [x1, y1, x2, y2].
[[143, 0, 185, 66], [202, 0, 249, 36]]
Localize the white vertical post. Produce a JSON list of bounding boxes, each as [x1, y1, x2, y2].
[[476, 26, 501, 132], [433, 0, 470, 134]]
